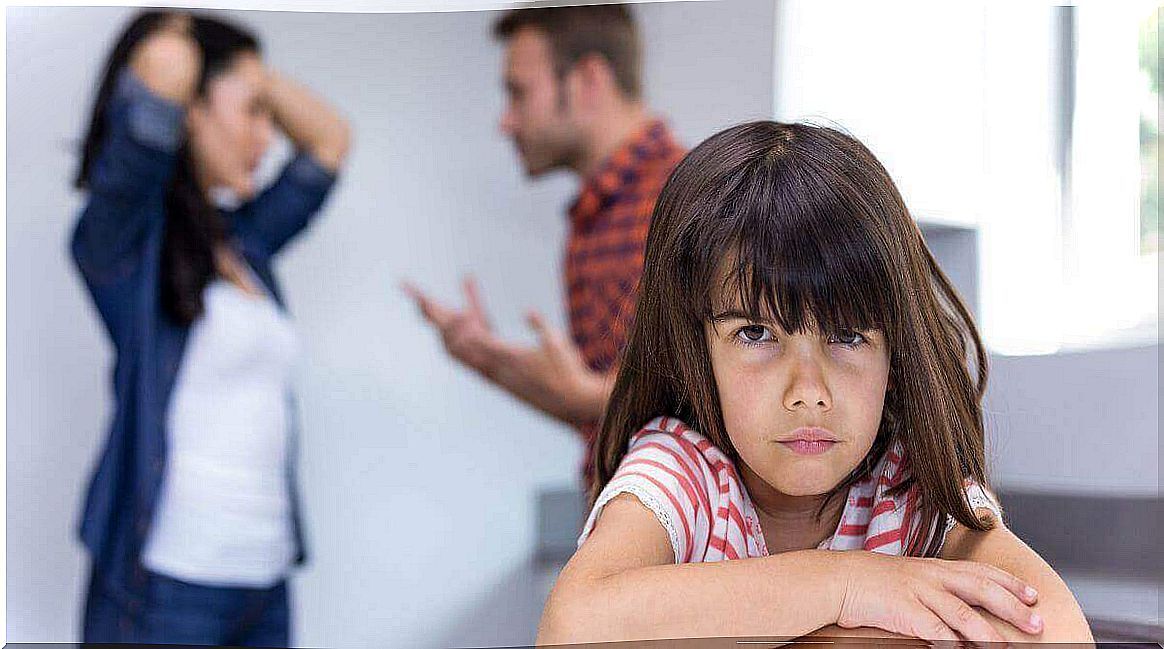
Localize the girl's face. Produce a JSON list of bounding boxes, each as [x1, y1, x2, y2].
[[704, 293, 892, 498], [186, 52, 273, 199]]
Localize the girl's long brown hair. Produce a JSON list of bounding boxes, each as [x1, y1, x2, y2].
[[591, 121, 994, 557]]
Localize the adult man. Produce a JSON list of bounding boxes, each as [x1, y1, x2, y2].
[[404, 5, 685, 488]]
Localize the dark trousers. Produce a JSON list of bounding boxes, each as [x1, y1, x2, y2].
[[83, 567, 290, 647]]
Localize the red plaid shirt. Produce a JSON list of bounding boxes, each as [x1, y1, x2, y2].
[[564, 118, 685, 488]]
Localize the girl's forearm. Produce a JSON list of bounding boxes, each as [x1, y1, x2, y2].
[[802, 625, 916, 641], [263, 71, 351, 171], [538, 549, 850, 645]]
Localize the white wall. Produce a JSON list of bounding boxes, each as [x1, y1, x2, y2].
[[773, 0, 989, 226], [4, 2, 776, 646], [985, 345, 1160, 496]]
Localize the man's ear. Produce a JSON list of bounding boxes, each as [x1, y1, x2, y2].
[[572, 52, 615, 106]]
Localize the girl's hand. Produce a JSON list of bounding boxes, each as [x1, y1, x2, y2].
[[836, 550, 1043, 643], [128, 15, 201, 104]]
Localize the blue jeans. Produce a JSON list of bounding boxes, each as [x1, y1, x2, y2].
[[83, 568, 290, 646]]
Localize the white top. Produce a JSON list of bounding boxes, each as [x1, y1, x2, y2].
[[143, 275, 301, 588]]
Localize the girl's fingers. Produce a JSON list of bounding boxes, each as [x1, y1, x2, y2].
[[979, 564, 1039, 606], [947, 571, 1041, 636], [919, 590, 1006, 645], [904, 605, 962, 644], [949, 560, 1038, 605]]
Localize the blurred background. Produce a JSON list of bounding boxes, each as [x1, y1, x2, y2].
[[5, 0, 1160, 646]]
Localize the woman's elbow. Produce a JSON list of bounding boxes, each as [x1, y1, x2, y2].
[[333, 117, 353, 160], [314, 117, 352, 172]]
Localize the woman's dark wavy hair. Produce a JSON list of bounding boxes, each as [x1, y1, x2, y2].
[[75, 11, 261, 325], [591, 121, 995, 557]]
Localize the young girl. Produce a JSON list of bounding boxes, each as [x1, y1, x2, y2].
[[537, 122, 1093, 645]]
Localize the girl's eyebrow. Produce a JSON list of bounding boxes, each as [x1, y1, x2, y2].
[[710, 309, 775, 324]]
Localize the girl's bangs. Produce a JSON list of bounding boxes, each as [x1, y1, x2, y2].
[[694, 159, 899, 338]]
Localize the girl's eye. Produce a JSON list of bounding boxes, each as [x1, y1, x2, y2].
[[734, 324, 773, 346], [829, 329, 868, 347]]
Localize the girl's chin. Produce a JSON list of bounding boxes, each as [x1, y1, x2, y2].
[[773, 483, 835, 498], [766, 466, 850, 497]]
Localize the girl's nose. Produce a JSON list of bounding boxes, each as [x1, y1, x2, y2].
[[782, 353, 832, 413]]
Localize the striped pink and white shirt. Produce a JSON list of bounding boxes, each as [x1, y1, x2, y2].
[[578, 416, 1000, 563]]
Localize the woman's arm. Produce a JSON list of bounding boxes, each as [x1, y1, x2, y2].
[[128, 19, 199, 104], [72, 26, 199, 286], [939, 516, 1095, 643], [538, 495, 1041, 646], [263, 71, 351, 172], [230, 72, 348, 257]]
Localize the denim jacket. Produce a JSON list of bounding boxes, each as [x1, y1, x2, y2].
[[70, 71, 337, 601]]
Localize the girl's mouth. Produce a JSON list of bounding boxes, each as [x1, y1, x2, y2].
[[778, 439, 837, 455], [776, 427, 839, 455]]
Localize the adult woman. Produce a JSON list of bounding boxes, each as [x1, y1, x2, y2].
[[71, 11, 350, 645]]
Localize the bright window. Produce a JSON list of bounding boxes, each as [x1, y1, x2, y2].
[[772, 3, 1159, 355], [1138, 6, 1160, 255], [1055, 3, 1159, 352]]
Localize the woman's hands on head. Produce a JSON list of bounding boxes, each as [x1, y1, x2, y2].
[[125, 12, 350, 174], [258, 68, 352, 172], [128, 13, 200, 105]]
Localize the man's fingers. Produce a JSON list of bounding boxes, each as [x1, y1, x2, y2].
[[448, 337, 489, 371], [400, 280, 426, 311], [446, 319, 481, 354], [402, 280, 457, 328], [447, 319, 516, 371], [527, 311, 585, 366], [526, 310, 569, 348], [486, 337, 528, 361], [463, 275, 490, 324], [526, 310, 548, 337]]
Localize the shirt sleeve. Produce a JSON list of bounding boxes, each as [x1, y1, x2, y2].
[[71, 70, 184, 285], [965, 481, 1003, 521], [231, 150, 338, 258], [117, 69, 185, 152], [577, 429, 715, 563], [936, 481, 1005, 554]]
